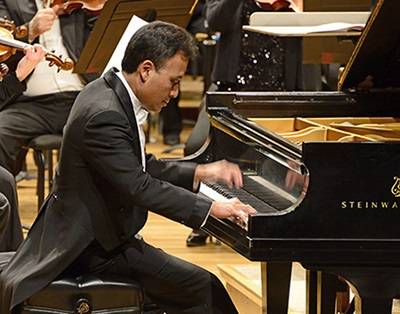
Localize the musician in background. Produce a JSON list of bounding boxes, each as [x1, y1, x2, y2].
[[160, 0, 207, 146], [0, 44, 46, 104], [0, 0, 98, 179], [187, 0, 304, 246], [207, 0, 303, 92]]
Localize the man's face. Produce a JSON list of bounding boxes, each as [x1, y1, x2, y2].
[[139, 52, 188, 113]]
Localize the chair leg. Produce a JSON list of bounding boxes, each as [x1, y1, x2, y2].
[[33, 150, 46, 211], [47, 150, 54, 191]]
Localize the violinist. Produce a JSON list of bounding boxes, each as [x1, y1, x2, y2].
[[0, 44, 46, 103], [0, 0, 99, 177]]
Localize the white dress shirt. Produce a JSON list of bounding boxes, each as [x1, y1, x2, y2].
[[115, 71, 148, 171]]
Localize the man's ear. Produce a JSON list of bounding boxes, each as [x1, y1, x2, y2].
[[139, 60, 154, 82]]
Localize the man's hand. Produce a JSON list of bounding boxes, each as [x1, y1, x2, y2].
[[28, 5, 59, 42], [16, 44, 47, 81], [194, 159, 243, 189], [210, 198, 257, 224]]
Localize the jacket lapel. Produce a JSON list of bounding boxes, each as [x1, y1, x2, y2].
[[59, 12, 79, 61], [103, 68, 143, 164]]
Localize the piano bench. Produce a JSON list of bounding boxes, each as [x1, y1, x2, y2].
[[19, 273, 144, 314]]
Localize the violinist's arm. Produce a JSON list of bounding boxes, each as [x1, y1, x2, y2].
[[0, 72, 24, 104], [28, 5, 59, 42], [0, 44, 46, 104]]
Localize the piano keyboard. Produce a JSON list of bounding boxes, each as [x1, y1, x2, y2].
[[199, 177, 289, 214], [242, 176, 295, 210]]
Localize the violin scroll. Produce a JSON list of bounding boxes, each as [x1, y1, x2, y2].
[[45, 50, 74, 72], [0, 17, 27, 38]]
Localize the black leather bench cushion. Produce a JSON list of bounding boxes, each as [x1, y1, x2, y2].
[[20, 274, 143, 314]]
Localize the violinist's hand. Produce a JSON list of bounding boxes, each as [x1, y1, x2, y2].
[[194, 159, 243, 189], [16, 44, 47, 82], [28, 5, 59, 42], [210, 198, 257, 224]]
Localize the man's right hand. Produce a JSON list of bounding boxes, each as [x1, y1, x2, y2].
[[210, 198, 257, 225], [28, 5, 59, 42]]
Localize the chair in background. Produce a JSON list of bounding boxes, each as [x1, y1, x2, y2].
[[24, 134, 62, 211]]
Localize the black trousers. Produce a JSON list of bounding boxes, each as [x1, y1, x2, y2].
[[160, 92, 182, 136], [0, 91, 78, 175], [68, 237, 238, 314], [0, 166, 23, 251]]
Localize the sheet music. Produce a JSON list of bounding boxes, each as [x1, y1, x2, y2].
[[102, 15, 148, 75], [245, 11, 369, 37], [243, 22, 365, 37]]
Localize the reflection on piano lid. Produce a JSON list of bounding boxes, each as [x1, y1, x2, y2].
[[195, 106, 309, 233]]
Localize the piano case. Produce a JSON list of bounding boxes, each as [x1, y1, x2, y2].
[[196, 1, 400, 313]]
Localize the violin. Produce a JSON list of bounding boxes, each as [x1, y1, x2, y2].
[[255, 0, 301, 12], [0, 26, 74, 76], [44, 0, 107, 16], [0, 18, 27, 39]]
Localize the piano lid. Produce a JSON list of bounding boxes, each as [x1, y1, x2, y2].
[[338, 0, 400, 91]]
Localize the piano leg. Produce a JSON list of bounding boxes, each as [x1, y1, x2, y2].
[[303, 264, 400, 314], [306, 270, 349, 314], [306, 270, 350, 314], [260, 262, 292, 314]]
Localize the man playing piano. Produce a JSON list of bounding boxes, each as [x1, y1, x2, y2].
[[0, 21, 256, 313]]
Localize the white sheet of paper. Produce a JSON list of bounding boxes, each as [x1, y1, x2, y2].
[[102, 15, 149, 75], [244, 22, 365, 37], [244, 11, 369, 37]]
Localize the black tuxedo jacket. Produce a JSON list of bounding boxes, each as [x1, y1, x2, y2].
[[0, 68, 212, 312]]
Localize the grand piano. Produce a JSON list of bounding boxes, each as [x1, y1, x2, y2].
[[187, 0, 400, 313]]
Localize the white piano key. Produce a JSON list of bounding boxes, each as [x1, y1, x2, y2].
[[199, 183, 230, 201]]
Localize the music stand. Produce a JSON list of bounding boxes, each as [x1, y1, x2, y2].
[[338, 0, 400, 90], [74, 0, 197, 74]]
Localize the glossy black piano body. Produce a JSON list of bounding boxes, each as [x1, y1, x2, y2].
[[200, 91, 400, 263], [189, 0, 400, 312], [196, 92, 400, 314]]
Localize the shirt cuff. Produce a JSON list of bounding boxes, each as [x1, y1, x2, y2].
[[200, 203, 212, 227]]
